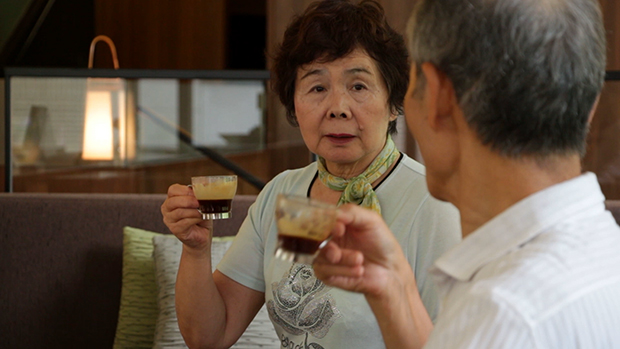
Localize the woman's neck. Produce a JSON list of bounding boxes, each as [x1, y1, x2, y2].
[[324, 160, 371, 179], [311, 153, 401, 204]]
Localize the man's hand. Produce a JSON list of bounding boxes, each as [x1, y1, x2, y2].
[[313, 204, 410, 298]]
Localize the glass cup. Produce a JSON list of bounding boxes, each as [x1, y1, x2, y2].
[[191, 175, 238, 220], [274, 194, 338, 264]]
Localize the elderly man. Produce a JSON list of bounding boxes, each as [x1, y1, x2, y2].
[[314, 0, 620, 348]]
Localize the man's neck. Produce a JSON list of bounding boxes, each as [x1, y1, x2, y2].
[[454, 149, 582, 238]]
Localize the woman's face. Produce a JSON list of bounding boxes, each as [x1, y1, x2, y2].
[[294, 48, 396, 177]]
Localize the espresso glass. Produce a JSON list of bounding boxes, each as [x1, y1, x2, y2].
[[191, 175, 238, 220], [274, 194, 338, 264]]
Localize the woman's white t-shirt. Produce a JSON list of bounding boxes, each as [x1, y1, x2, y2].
[[218, 154, 461, 349]]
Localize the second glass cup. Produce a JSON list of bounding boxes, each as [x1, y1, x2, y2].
[[191, 175, 238, 220], [274, 194, 338, 264]]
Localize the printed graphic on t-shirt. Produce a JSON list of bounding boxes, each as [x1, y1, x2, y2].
[[267, 263, 341, 349]]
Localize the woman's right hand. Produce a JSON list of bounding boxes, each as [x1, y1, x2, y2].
[[161, 183, 213, 252]]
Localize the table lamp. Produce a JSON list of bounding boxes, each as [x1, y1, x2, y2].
[[82, 35, 126, 161]]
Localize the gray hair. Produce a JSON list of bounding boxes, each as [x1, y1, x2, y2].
[[406, 0, 606, 158]]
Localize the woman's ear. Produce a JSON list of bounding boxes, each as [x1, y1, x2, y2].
[[420, 62, 458, 132], [388, 109, 399, 122]]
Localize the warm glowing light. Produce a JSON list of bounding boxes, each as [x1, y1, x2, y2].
[[82, 90, 113, 160]]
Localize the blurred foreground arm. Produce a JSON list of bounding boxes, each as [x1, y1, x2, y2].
[[313, 204, 433, 349]]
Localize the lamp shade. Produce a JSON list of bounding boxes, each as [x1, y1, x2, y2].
[[81, 77, 126, 161]]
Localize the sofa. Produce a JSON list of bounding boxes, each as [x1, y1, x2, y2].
[[1, 193, 619, 349], [0, 193, 258, 349]]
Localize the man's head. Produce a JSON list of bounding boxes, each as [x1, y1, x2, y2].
[[406, 0, 606, 159]]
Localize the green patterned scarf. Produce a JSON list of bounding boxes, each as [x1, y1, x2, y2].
[[317, 136, 400, 214]]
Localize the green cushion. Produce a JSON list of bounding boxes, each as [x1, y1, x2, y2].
[[113, 226, 279, 348], [113, 226, 161, 349]]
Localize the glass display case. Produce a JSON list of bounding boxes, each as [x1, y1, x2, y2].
[[3, 68, 284, 193]]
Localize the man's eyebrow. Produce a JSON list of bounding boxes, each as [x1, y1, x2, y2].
[[299, 68, 325, 81]]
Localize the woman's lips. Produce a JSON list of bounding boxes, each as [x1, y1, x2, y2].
[[326, 133, 355, 144]]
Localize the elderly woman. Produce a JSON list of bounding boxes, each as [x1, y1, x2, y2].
[[161, 0, 460, 348]]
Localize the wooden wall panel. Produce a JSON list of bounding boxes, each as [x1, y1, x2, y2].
[[0, 81, 4, 176], [264, 0, 314, 177], [265, 0, 313, 145], [583, 1, 620, 200], [93, 0, 226, 70], [265, 0, 417, 68], [600, 0, 620, 70], [376, 0, 418, 34], [584, 82, 620, 200]]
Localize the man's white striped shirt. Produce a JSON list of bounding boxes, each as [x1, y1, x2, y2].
[[425, 173, 620, 348]]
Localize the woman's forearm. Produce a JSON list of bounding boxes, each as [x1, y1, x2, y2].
[[175, 244, 228, 349]]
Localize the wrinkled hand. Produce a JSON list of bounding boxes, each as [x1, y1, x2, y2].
[[313, 204, 410, 299], [161, 183, 213, 252]]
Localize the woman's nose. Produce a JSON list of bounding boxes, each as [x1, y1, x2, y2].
[[330, 112, 348, 118], [327, 90, 351, 119]]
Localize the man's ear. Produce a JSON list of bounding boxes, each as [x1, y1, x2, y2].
[[420, 62, 458, 131]]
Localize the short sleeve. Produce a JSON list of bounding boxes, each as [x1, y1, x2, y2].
[[411, 196, 461, 321], [216, 180, 277, 292]]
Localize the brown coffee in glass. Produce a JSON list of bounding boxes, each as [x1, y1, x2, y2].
[[191, 175, 238, 219], [274, 194, 338, 264]]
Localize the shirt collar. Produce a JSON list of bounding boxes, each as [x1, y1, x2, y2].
[[432, 172, 606, 282]]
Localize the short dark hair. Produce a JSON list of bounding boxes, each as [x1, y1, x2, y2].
[[407, 0, 606, 158], [272, 0, 409, 135]]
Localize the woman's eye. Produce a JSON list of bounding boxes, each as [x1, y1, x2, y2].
[[312, 86, 326, 92], [352, 84, 366, 91]]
